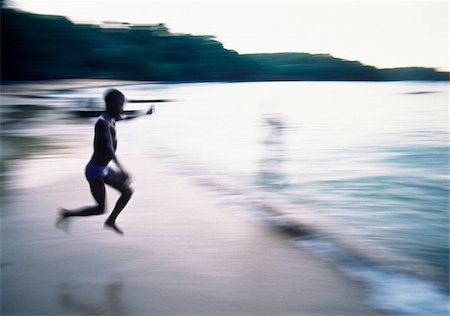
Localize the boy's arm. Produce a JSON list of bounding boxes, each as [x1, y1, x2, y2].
[[113, 156, 129, 177]]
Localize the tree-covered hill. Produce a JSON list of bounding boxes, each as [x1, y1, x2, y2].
[[1, 6, 448, 82]]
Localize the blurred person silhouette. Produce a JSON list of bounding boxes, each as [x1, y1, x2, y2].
[[57, 89, 137, 235], [259, 113, 286, 190]]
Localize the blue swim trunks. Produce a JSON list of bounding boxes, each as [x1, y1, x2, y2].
[[85, 163, 109, 181]]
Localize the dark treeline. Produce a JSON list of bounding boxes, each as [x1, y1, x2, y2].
[[1, 6, 448, 82]]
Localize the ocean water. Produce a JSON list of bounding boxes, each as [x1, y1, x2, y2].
[[4, 81, 449, 315]]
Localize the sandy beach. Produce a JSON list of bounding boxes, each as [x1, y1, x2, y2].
[[1, 155, 381, 316]]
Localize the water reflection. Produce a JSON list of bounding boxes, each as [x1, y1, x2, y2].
[[259, 113, 287, 190], [58, 281, 129, 315]]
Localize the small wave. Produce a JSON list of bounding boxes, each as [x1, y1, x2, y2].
[[297, 238, 449, 316]]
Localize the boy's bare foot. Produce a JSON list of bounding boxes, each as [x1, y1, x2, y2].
[[56, 208, 70, 233], [104, 222, 124, 235]]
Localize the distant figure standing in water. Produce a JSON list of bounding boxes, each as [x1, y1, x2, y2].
[[57, 89, 134, 235]]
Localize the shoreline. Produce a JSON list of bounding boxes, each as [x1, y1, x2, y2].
[[1, 152, 382, 315]]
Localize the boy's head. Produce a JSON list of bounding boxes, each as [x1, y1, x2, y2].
[[104, 89, 125, 117]]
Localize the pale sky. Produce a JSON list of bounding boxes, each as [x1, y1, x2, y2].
[[9, 0, 450, 71]]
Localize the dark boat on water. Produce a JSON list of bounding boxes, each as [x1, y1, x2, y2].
[[71, 97, 163, 118], [74, 109, 144, 118]]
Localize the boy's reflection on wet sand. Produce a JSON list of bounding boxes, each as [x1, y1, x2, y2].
[[58, 280, 129, 315]]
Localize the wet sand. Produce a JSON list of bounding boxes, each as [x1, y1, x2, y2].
[[1, 153, 382, 316]]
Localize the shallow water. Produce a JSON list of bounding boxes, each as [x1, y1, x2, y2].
[[2, 80, 449, 315]]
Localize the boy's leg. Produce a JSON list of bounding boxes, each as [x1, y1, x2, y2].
[[103, 169, 133, 234], [61, 178, 106, 218]]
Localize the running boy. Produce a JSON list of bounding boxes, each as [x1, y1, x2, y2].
[[58, 89, 134, 235]]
